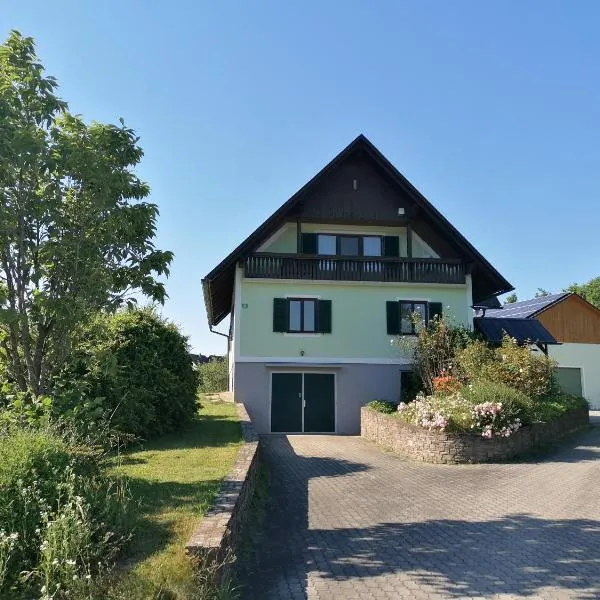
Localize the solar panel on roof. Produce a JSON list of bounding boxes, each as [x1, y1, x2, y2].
[[485, 293, 569, 319], [473, 317, 557, 344]]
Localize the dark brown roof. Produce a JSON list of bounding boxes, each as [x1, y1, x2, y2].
[[202, 135, 513, 326]]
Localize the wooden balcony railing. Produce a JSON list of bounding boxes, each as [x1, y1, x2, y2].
[[245, 253, 465, 284]]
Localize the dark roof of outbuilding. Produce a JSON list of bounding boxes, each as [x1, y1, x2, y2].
[[202, 134, 513, 326], [485, 293, 570, 319], [473, 317, 557, 345], [474, 296, 502, 309]]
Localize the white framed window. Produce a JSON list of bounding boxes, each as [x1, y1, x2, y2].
[[288, 298, 317, 333]]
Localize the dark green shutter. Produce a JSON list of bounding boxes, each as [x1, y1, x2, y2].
[[273, 298, 288, 332], [406, 226, 413, 258], [428, 302, 443, 323], [386, 301, 400, 334], [317, 300, 332, 333], [383, 236, 400, 257], [301, 233, 317, 254]]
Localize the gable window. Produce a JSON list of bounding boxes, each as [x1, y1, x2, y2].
[[363, 236, 382, 256], [317, 234, 336, 255], [339, 236, 360, 256], [306, 233, 396, 258], [386, 301, 443, 335], [273, 298, 332, 334]]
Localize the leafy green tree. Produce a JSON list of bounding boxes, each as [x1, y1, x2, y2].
[[566, 276, 600, 309], [0, 32, 172, 397], [504, 293, 518, 304], [196, 357, 229, 394]]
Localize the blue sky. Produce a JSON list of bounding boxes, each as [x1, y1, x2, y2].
[[3, 1, 599, 354]]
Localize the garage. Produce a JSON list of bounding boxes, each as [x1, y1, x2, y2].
[[270, 372, 335, 433], [555, 366, 584, 397], [483, 293, 600, 410]]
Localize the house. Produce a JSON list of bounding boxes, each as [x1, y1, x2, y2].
[[484, 293, 600, 409], [202, 135, 512, 434]]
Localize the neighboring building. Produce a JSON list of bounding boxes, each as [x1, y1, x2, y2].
[[202, 135, 512, 434], [484, 293, 600, 409]]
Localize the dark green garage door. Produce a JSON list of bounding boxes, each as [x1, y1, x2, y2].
[[271, 373, 335, 433], [555, 367, 583, 397]]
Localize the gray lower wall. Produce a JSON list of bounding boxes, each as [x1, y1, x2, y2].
[[234, 362, 403, 434]]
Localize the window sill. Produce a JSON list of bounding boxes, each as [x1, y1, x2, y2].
[[283, 332, 323, 337]]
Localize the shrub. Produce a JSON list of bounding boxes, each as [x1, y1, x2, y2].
[[196, 357, 228, 394], [0, 427, 134, 599], [366, 400, 397, 414], [457, 335, 555, 400], [397, 393, 474, 433], [432, 375, 462, 395], [461, 380, 535, 425], [398, 318, 478, 395], [532, 393, 589, 423], [56, 308, 198, 440], [397, 382, 528, 437]]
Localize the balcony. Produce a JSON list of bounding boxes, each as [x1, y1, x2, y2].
[[245, 253, 465, 285]]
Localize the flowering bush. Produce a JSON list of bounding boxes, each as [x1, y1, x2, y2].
[[397, 392, 474, 433], [390, 324, 584, 440], [471, 402, 521, 438], [395, 381, 527, 438], [397, 317, 477, 395], [432, 374, 462, 395]]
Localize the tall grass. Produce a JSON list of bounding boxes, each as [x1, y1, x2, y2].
[[0, 426, 135, 600]]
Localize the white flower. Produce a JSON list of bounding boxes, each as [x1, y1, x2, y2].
[[66, 559, 76, 566]]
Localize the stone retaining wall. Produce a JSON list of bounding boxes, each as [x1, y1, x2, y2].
[[186, 403, 260, 574], [361, 406, 589, 464]]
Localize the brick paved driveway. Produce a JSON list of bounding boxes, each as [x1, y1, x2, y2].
[[241, 417, 600, 600]]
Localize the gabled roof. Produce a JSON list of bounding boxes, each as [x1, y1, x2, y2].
[[485, 292, 570, 319], [202, 134, 513, 326], [474, 317, 557, 345]]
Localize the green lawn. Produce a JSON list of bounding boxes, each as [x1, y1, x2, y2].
[[105, 401, 242, 599]]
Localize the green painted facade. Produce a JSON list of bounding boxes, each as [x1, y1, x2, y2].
[[238, 277, 469, 359], [258, 223, 437, 258], [258, 224, 298, 253]]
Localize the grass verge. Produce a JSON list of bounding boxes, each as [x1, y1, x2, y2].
[[104, 401, 242, 599]]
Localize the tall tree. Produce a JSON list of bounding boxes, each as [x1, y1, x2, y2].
[[535, 288, 551, 298], [504, 293, 518, 304], [0, 31, 173, 397], [566, 276, 600, 309]]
